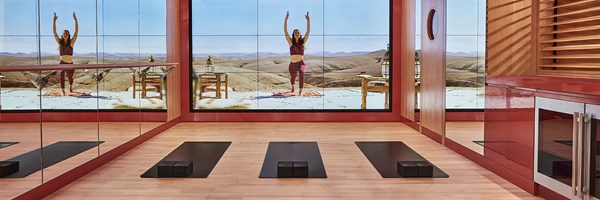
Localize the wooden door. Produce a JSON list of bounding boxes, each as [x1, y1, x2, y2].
[[420, 0, 446, 143]]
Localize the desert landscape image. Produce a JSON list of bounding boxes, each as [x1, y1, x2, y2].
[[0, 49, 484, 110], [0, 53, 170, 110]]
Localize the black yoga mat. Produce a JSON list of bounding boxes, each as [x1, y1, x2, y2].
[[0, 142, 18, 149], [473, 141, 484, 146], [259, 142, 327, 178], [1, 141, 103, 178], [554, 140, 573, 146], [355, 141, 449, 178], [141, 142, 231, 178]]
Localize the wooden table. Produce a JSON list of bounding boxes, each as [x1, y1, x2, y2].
[[358, 75, 389, 109], [132, 73, 163, 99], [196, 73, 229, 101]]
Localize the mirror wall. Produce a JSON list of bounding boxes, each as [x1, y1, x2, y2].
[[0, 0, 168, 198], [444, 0, 486, 155], [415, 0, 421, 124]]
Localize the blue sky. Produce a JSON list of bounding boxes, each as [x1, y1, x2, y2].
[[1, 0, 484, 55]]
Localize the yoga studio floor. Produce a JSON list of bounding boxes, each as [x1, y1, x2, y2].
[[45, 122, 540, 199], [0, 122, 162, 199]]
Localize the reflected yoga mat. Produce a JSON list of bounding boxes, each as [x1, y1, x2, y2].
[[355, 141, 449, 178], [259, 142, 327, 178], [473, 141, 484, 146], [141, 142, 231, 178], [0, 142, 19, 149], [1, 141, 103, 178]]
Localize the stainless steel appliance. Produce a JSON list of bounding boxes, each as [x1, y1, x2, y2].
[[535, 97, 599, 200]]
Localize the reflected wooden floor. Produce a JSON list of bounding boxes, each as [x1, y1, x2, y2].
[[446, 122, 484, 155], [0, 122, 161, 199], [46, 122, 540, 199]]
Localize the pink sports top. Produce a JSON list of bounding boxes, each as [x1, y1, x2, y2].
[[290, 45, 304, 56], [60, 45, 73, 56]]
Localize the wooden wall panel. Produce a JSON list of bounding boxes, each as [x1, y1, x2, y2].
[[166, 0, 181, 121], [401, 0, 416, 121], [420, 0, 446, 140], [487, 0, 536, 76]]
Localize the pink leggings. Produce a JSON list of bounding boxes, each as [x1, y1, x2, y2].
[[59, 61, 74, 90], [288, 61, 307, 88]]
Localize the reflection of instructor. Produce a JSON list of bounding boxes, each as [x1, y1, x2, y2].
[[284, 11, 310, 95], [53, 12, 79, 95]]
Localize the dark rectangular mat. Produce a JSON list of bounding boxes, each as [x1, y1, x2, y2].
[[259, 142, 327, 178], [0, 142, 19, 149], [473, 141, 484, 146], [554, 140, 573, 146], [141, 142, 231, 178], [355, 141, 449, 178], [1, 141, 103, 178]]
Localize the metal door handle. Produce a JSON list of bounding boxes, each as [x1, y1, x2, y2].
[[576, 113, 585, 199], [572, 112, 579, 197]]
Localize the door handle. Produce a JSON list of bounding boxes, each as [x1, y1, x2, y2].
[[572, 112, 579, 197], [576, 113, 585, 199]]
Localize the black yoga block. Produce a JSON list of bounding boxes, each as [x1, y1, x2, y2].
[[397, 161, 418, 177], [293, 161, 309, 178], [552, 161, 572, 177], [277, 161, 294, 178], [173, 161, 194, 177], [414, 161, 433, 177], [157, 161, 177, 177], [0, 161, 19, 177]]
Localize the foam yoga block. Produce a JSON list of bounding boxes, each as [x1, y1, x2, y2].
[[277, 161, 294, 178], [157, 161, 177, 177], [397, 161, 418, 177], [173, 161, 194, 177], [293, 161, 309, 178], [414, 161, 433, 177], [0, 161, 19, 177]]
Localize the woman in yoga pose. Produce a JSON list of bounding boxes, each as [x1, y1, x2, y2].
[[284, 11, 310, 95], [53, 12, 78, 95]]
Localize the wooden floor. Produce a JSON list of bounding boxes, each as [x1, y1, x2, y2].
[[446, 122, 484, 155], [0, 122, 162, 199], [43, 122, 541, 199]]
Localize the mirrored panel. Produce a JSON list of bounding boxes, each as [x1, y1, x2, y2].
[[0, 71, 42, 198], [141, 65, 168, 133], [445, 0, 486, 155], [97, 66, 141, 155], [0, 0, 43, 197], [0, 0, 168, 194], [415, 0, 421, 123], [39, 67, 100, 182]]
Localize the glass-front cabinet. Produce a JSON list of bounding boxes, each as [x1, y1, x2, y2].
[[535, 97, 599, 200]]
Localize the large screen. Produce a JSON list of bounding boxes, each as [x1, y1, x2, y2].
[[191, 0, 391, 110]]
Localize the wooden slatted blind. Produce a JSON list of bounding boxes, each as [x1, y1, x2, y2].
[[538, 0, 600, 76]]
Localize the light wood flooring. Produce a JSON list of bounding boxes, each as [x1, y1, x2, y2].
[[43, 122, 541, 199], [0, 122, 162, 199]]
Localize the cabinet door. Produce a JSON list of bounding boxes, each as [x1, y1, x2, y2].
[[586, 104, 600, 200], [534, 97, 585, 198]]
